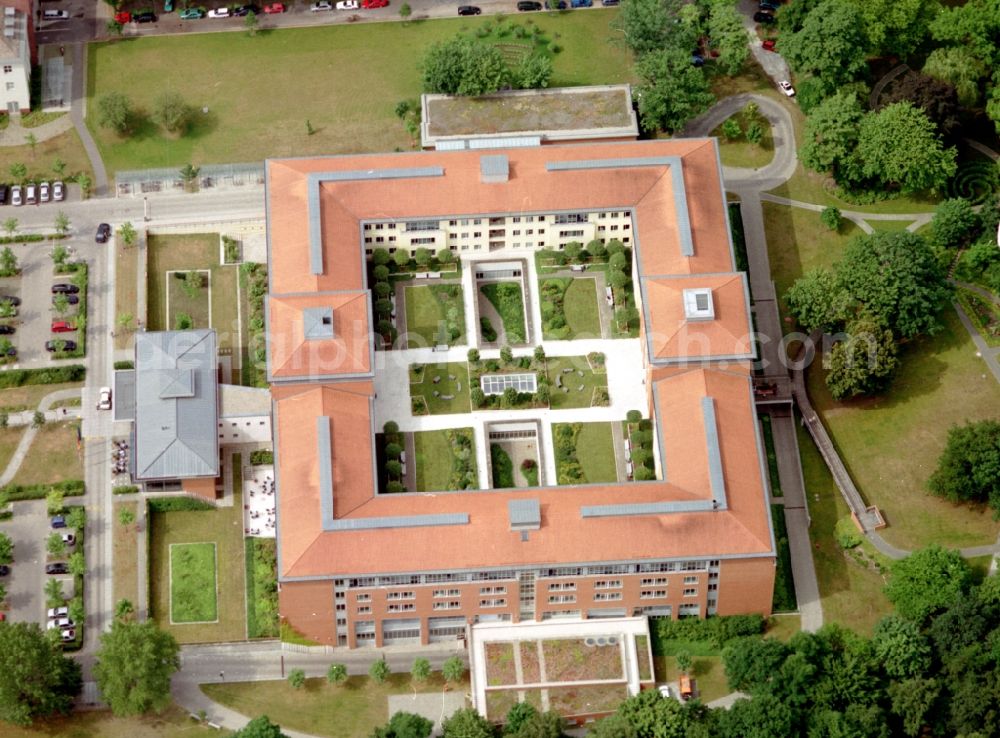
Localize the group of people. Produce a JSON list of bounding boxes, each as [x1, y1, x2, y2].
[[244, 475, 276, 536], [111, 440, 129, 475]]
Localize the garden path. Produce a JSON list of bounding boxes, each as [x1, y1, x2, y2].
[[0, 387, 81, 486]]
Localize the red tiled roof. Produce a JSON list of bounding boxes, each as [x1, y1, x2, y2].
[[268, 292, 371, 379]]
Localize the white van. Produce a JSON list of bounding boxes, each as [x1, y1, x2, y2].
[[43, 9, 70, 19]]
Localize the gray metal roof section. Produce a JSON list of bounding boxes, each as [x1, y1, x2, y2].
[[546, 156, 694, 257], [580, 500, 715, 518], [469, 136, 541, 150], [480, 154, 509, 183], [317, 416, 334, 524], [306, 167, 445, 275], [325, 513, 470, 531], [133, 330, 219, 480], [702, 397, 727, 508], [113, 370, 135, 422], [303, 306, 334, 340], [509, 499, 541, 530]]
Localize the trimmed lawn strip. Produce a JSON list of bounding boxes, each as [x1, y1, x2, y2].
[[113, 501, 139, 610], [88, 11, 632, 174], [542, 639, 622, 682], [768, 163, 943, 215], [481, 282, 526, 343], [413, 427, 477, 492], [485, 642, 517, 686], [114, 236, 139, 351], [0, 426, 21, 473], [245, 537, 279, 639], [770, 505, 797, 613], [11, 422, 82, 486], [166, 273, 210, 330], [404, 284, 465, 346], [799, 422, 892, 635], [653, 655, 729, 703], [574, 422, 618, 484], [409, 362, 470, 415], [548, 684, 628, 716], [539, 277, 601, 340], [169, 542, 218, 623], [202, 673, 466, 738], [807, 308, 1000, 550]]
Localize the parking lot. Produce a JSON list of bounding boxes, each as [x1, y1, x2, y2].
[[1, 499, 50, 625]]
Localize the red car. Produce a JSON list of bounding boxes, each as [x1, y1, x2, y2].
[[762, 39, 776, 51], [362, 0, 388, 7], [114, 10, 131, 22], [263, 2, 285, 11], [51, 321, 74, 333]]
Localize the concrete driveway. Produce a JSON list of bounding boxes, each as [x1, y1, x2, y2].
[[0, 499, 51, 626]]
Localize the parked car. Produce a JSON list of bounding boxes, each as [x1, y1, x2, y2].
[[0, 326, 14, 335], [25, 184, 36, 204], [233, 4, 259, 14], [51, 515, 67, 528], [0, 296, 20, 306], [45, 339, 76, 352], [691, 52, 705, 66], [51, 283, 79, 295], [114, 10, 131, 22], [762, 38, 776, 51], [0, 565, 10, 576], [164, 0, 174, 10], [310, 1, 333, 9], [778, 80, 795, 96], [753, 10, 774, 22], [61, 532, 76, 546], [517, 0, 541, 9], [0, 185, 7, 205], [133, 9, 157, 21], [47, 617, 74, 629], [361, 0, 388, 7], [95, 222, 111, 243], [262, 2, 285, 11], [457, 4, 480, 13], [207, 6, 229, 16], [39, 181, 50, 203], [545, 0, 566, 8], [45, 562, 69, 575], [42, 9, 70, 19], [51, 321, 74, 333], [601, 0, 619, 5], [52, 181, 64, 201], [335, 0, 357, 8], [570, 0, 591, 7], [48, 606, 69, 619], [2, 345, 16, 357], [180, 7, 205, 17], [10, 186, 20, 207], [98, 387, 112, 411], [60, 628, 76, 642]]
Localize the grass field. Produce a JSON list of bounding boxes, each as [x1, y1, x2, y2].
[[0, 129, 93, 184], [202, 673, 466, 738], [414, 428, 476, 491], [409, 361, 470, 415], [539, 277, 601, 340], [567, 422, 617, 483], [87, 11, 632, 173], [0, 382, 83, 413], [653, 655, 729, 703], [113, 501, 139, 610], [768, 164, 943, 215], [150, 483, 247, 642], [404, 284, 465, 346], [12, 422, 82, 486], [545, 356, 608, 409], [798, 423, 892, 634], [712, 113, 774, 170], [166, 271, 211, 330], [169, 542, 218, 623], [807, 308, 1000, 550], [0, 704, 228, 738], [114, 235, 139, 351]]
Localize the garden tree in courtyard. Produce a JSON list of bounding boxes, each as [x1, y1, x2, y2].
[[442, 654, 465, 682], [587, 714, 638, 738], [783, 268, 850, 334], [633, 47, 714, 134], [927, 420, 1000, 514], [798, 91, 864, 185], [373, 711, 433, 738], [504, 702, 538, 735], [884, 545, 972, 623], [233, 716, 290, 738], [507, 710, 565, 738], [93, 619, 180, 716], [327, 663, 348, 684], [441, 707, 494, 738], [781, 0, 868, 92], [611, 687, 698, 737], [930, 198, 980, 249], [97, 91, 135, 135], [706, 0, 749, 75], [856, 103, 957, 194], [0, 622, 82, 725], [824, 313, 898, 400], [120, 220, 137, 247], [410, 657, 431, 682], [0, 247, 18, 276]]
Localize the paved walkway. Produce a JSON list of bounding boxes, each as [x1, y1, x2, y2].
[[68, 43, 109, 197], [0, 112, 73, 147], [0, 387, 82, 486], [758, 193, 935, 234]]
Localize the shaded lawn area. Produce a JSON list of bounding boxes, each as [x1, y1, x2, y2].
[[113, 501, 139, 609], [539, 277, 601, 340], [150, 486, 247, 643], [712, 117, 774, 170], [169, 542, 218, 623], [545, 356, 608, 410], [114, 237, 139, 351], [768, 163, 943, 215], [87, 11, 632, 173], [202, 673, 467, 738], [0, 129, 93, 183], [798, 422, 892, 635], [570, 422, 618, 483], [0, 382, 83, 413], [404, 284, 465, 346], [12, 422, 82, 486], [652, 655, 729, 703], [166, 272, 210, 330], [807, 308, 1000, 550], [414, 427, 476, 491], [481, 282, 527, 343], [146, 234, 241, 363], [0, 704, 229, 738], [409, 362, 470, 415]]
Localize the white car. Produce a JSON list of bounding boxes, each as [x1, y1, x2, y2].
[[207, 7, 230, 17], [311, 1, 333, 9], [61, 531, 76, 547], [42, 9, 70, 19], [60, 628, 76, 642], [47, 617, 74, 630], [97, 387, 112, 411], [778, 80, 795, 97], [336, 0, 358, 8], [47, 606, 69, 619]]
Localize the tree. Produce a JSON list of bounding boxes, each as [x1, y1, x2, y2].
[[927, 420, 1000, 513], [852, 0, 938, 56], [244, 9, 258, 35], [508, 710, 564, 738], [614, 689, 690, 738], [179, 163, 200, 190], [93, 619, 180, 716], [77, 174, 92, 199], [442, 655, 465, 683], [784, 269, 847, 333], [2, 217, 17, 237], [369, 658, 390, 684], [514, 54, 553, 90], [745, 121, 763, 146], [117, 312, 134, 332], [32, 410, 45, 429], [442, 708, 493, 738], [0, 622, 82, 725], [722, 636, 790, 693], [820, 207, 842, 232], [182, 270, 203, 298], [923, 46, 987, 107], [0, 412, 7, 429], [467, 348, 480, 363], [615, 306, 639, 331], [46, 489, 64, 515], [107, 19, 124, 36], [781, 0, 868, 90], [51, 243, 69, 269], [888, 677, 940, 738], [155, 92, 193, 135], [97, 91, 135, 135], [708, 0, 749, 75], [25, 132, 36, 157], [8, 163, 25, 182], [327, 663, 348, 684], [533, 345, 545, 362], [884, 545, 972, 622], [721, 117, 741, 140], [288, 668, 305, 689], [613, 0, 693, 57], [0, 247, 18, 276], [52, 158, 66, 178], [881, 72, 960, 138], [675, 650, 692, 674], [500, 345, 513, 364], [115, 599, 135, 620], [0, 531, 12, 565], [372, 248, 391, 266], [47, 532, 66, 558], [718, 694, 794, 738], [45, 578, 64, 608], [394, 249, 411, 269], [588, 714, 638, 738], [437, 248, 454, 265], [233, 716, 291, 738], [422, 36, 510, 96], [872, 615, 932, 679], [398, 1, 411, 18], [411, 657, 431, 683], [374, 711, 433, 738], [53, 211, 70, 236], [633, 47, 714, 133], [66, 507, 85, 531], [825, 314, 898, 400], [799, 91, 864, 184], [504, 702, 538, 735], [608, 268, 630, 290], [385, 460, 402, 478], [52, 293, 70, 317], [930, 198, 979, 248], [118, 506, 135, 526], [857, 103, 957, 194], [837, 231, 950, 339], [68, 552, 85, 577], [120, 221, 137, 247]]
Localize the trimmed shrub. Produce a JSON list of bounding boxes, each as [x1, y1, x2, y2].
[[147, 497, 214, 512], [250, 450, 274, 466], [0, 365, 85, 388], [112, 485, 139, 495], [4, 479, 84, 501]]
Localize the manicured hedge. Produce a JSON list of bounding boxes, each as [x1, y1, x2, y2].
[[0, 365, 85, 388], [113, 361, 134, 370], [249, 450, 273, 466], [113, 485, 139, 495], [4, 479, 85, 501], [147, 497, 214, 512], [651, 613, 766, 653]]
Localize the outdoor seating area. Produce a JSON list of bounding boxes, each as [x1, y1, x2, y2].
[[111, 438, 131, 479], [243, 466, 276, 538]]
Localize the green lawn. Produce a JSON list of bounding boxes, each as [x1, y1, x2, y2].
[[539, 277, 602, 340], [113, 501, 139, 610], [166, 271, 210, 330], [652, 655, 730, 703], [87, 11, 632, 174], [712, 113, 774, 170], [0, 704, 229, 738], [807, 308, 1000, 550], [12, 422, 83, 487], [0, 129, 93, 184], [409, 362, 470, 415], [202, 673, 467, 738], [768, 164, 943, 215], [569, 422, 618, 484], [798, 423, 892, 635], [481, 282, 527, 343], [169, 542, 218, 623], [404, 283, 465, 346], [545, 356, 609, 409], [114, 236, 139, 351], [414, 427, 476, 491]]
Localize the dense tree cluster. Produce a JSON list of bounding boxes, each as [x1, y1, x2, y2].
[[927, 420, 1000, 514], [422, 35, 551, 96], [0, 622, 81, 726]]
